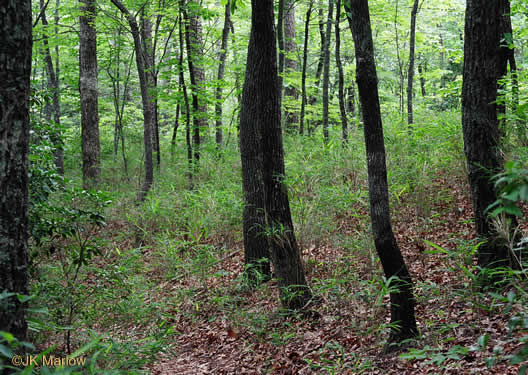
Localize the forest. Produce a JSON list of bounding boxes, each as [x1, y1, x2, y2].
[[1, 0, 528, 373]]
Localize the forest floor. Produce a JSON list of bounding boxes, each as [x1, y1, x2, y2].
[[35, 173, 527, 374], [138, 176, 525, 374]]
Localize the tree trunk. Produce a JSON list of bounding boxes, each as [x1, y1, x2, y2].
[[241, 0, 311, 308], [141, 11, 159, 169], [462, 0, 512, 269], [284, 0, 298, 131], [407, 0, 420, 127], [322, 0, 334, 144], [345, 0, 418, 346], [79, 0, 101, 189], [184, 0, 208, 167], [277, 0, 285, 97], [215, 0, 231, 149], [418, 58, 426, 97], [179, 14, 193, 187], [110, 0, 154, 202], [0, 0, 32, 342], [40, 0, 63, 174], [335, 0, 348, 144], [299, 1, 313, 136]]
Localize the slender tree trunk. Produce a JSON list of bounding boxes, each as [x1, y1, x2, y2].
[[277, 0, 285, 98], [335, 0, 348, 144], [407, 0, 420, 127], [394, 0, 404, 116], [299, 1, 313, 136], [241, 0, 311, 308], [215, 0, 231, 149], [79, 0, 101, 189], [322, 0, 334, 144], [179, 15, 193, 187], [0, 0, 32, 343], [40, 0, 63, 174], [284, 0, 298, 131], [346, 83, 357, 127], [141, 11, 159, 169], [184, 0, 208, 168], [345, 0, 418, 346], [462, 0, 514, 269], [110, 0, 154, 202], [418, 58, 426, 97]]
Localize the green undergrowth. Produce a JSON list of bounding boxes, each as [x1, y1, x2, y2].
[[6, 110, 527, 373]]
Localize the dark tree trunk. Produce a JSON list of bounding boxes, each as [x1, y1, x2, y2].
[[284, 0, 298, 131], [407, 0, 420, 126], [184, 0, 208, 167], [179, 14, 193, 187], [345, 0, 418, 346], [215, 0, 231, 149], [140, 11, 160, 170], [335, 0, 348, 144], [462, 0, 512, 268], [40, 0, 63, 174], [418, 58, 426, 97], [79, 0, 101, 189], [241, 0, 311, 308], [299, 1, 313, 136], [110, 0, 154, 202], [0, 0, 32, 342], [322, 0, 334, 144], [394, 0, 404, 116]]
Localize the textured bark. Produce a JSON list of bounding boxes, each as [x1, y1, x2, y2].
[[110, 0, 154, 202], [184, 0, 208, 166], [322, 0, 334, 144], [215, 0, 231, 148], [462, 0, 511, 268], [299, 2, 313, 136], [0, 0, 32, 342], [241, 0, 312, 307], [284, 0, 298, 131], [40, 0, 63, 174], [141, 12, 160, 169], [79, 0, 101, 189], [179, 15, 193, 187], [407, 0, 420, 126], [345, 0, 418, 345], [335, 0, 347, 144]]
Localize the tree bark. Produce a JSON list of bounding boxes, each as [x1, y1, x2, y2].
[[335, 0, 348, 144], [215, 0, 231, 149], [184, 0, 208, 167], [40, 0, 63, 174], [241, 0, 310, 307], [284, 0, 298, 131], [322, 0, 334, 144], [345, 0, 418, 346], [79, 0, 101, 189], [0, 0, 32, 342], [179, 14, 193, 187], [110, 0, 154, 202], [299, 1, 313, 136], [407, 0, 420, 127], [462, 0, 512, 268]]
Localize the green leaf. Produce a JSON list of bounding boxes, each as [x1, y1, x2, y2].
[[478, 333, 489, 348]]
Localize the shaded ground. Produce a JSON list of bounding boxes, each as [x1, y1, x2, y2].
[[141, 176, 526, 374]]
